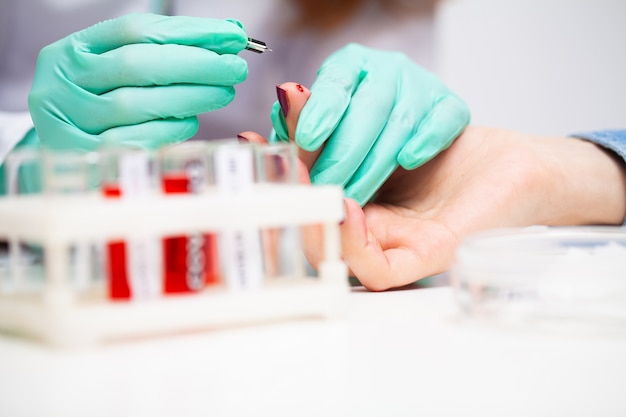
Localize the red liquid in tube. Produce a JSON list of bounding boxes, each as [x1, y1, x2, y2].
[[102, 183, 131, 300], [162, 174, 220, 293]]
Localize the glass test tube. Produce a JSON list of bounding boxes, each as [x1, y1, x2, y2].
[[213, 141, 305, 289], [44, 151, 101, 292], [254, 143, 306, 280], [159, 142, 221, 294], [2, 150, 100, 295], [100, 148, 161, 301]]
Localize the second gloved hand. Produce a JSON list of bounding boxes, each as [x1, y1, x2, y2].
[[28, 13, 249, 151], [271, 43, 470, 206]]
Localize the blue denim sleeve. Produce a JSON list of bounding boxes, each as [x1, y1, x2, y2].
[[571, 130, 626, 163], [570, 130, 626, 226]]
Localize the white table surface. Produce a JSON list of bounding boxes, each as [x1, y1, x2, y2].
[[1, 282, 626, 417]]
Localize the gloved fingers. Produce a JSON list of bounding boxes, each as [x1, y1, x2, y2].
[[266, 128, 279, 144], [37, 116, 197, 152], [342, 119, 413, 206], [71, 13, 247, 55], [63, 84, 235, 135], [74, 44, 247, 95], [398, 94, 470, 170], [269, 101, 289, 142], [99, 117, 198, 150], [34, 119, 101, 152], [294, 45, 372, 150], [308, 76, 394, 187]]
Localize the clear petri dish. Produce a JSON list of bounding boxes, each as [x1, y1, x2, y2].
[[450, 226, 626, 331]]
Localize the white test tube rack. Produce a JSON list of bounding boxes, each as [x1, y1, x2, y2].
[[0, 178, 348, 348]]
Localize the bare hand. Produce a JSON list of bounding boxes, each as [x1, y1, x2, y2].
[[242, 83, 626, 291]]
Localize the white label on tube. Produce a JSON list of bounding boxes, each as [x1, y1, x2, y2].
[[221, 228, 264, 291], [119, 152, 151, 197], [214, 146, 254, 194], [119, 152, 161, 299], [127, 237, 161, 299], [214, 146, 263, 290]]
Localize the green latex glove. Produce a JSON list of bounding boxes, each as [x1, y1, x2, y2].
[[0, 129, 41, 195], [271, 43, 470, 206], [28, 13, 249, 152]]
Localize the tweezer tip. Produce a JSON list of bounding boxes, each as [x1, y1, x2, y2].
[[246, 37, 272, 53]]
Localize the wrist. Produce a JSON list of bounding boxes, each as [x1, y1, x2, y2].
[[538, 135, 626, 225]]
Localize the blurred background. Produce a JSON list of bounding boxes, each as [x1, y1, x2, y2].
[[1, 0, 625, 138], [436, 0, 626, 136]]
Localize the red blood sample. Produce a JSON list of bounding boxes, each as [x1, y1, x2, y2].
[[102, 184, 121, 198], [102, 183, 131, 300], [161, 175, 188, 194], [162, 174, 220, 293]]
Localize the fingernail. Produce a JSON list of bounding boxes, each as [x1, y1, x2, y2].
[[237, 134, 249, 143], [276, 85, 289, 117]]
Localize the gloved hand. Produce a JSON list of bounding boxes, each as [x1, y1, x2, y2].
[[270, 43, 470, 206], [28, 13, 249, 152]]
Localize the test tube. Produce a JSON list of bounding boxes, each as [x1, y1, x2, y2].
[[253, 143, 306, 280], [2, 149, 100, 296], [3, 148, 41, 195], [159, 141, 221, 293], [100, 148, 161, 301], [42, 150, 99, 195], [253, 142, 300, 185], [2, 149, 44, 293]]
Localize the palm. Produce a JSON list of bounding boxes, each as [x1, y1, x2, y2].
[[344, 126, 548, 290], [258, 82, 609, 291]]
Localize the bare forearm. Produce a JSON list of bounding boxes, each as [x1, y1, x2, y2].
[[536, 135, 626, 226]]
